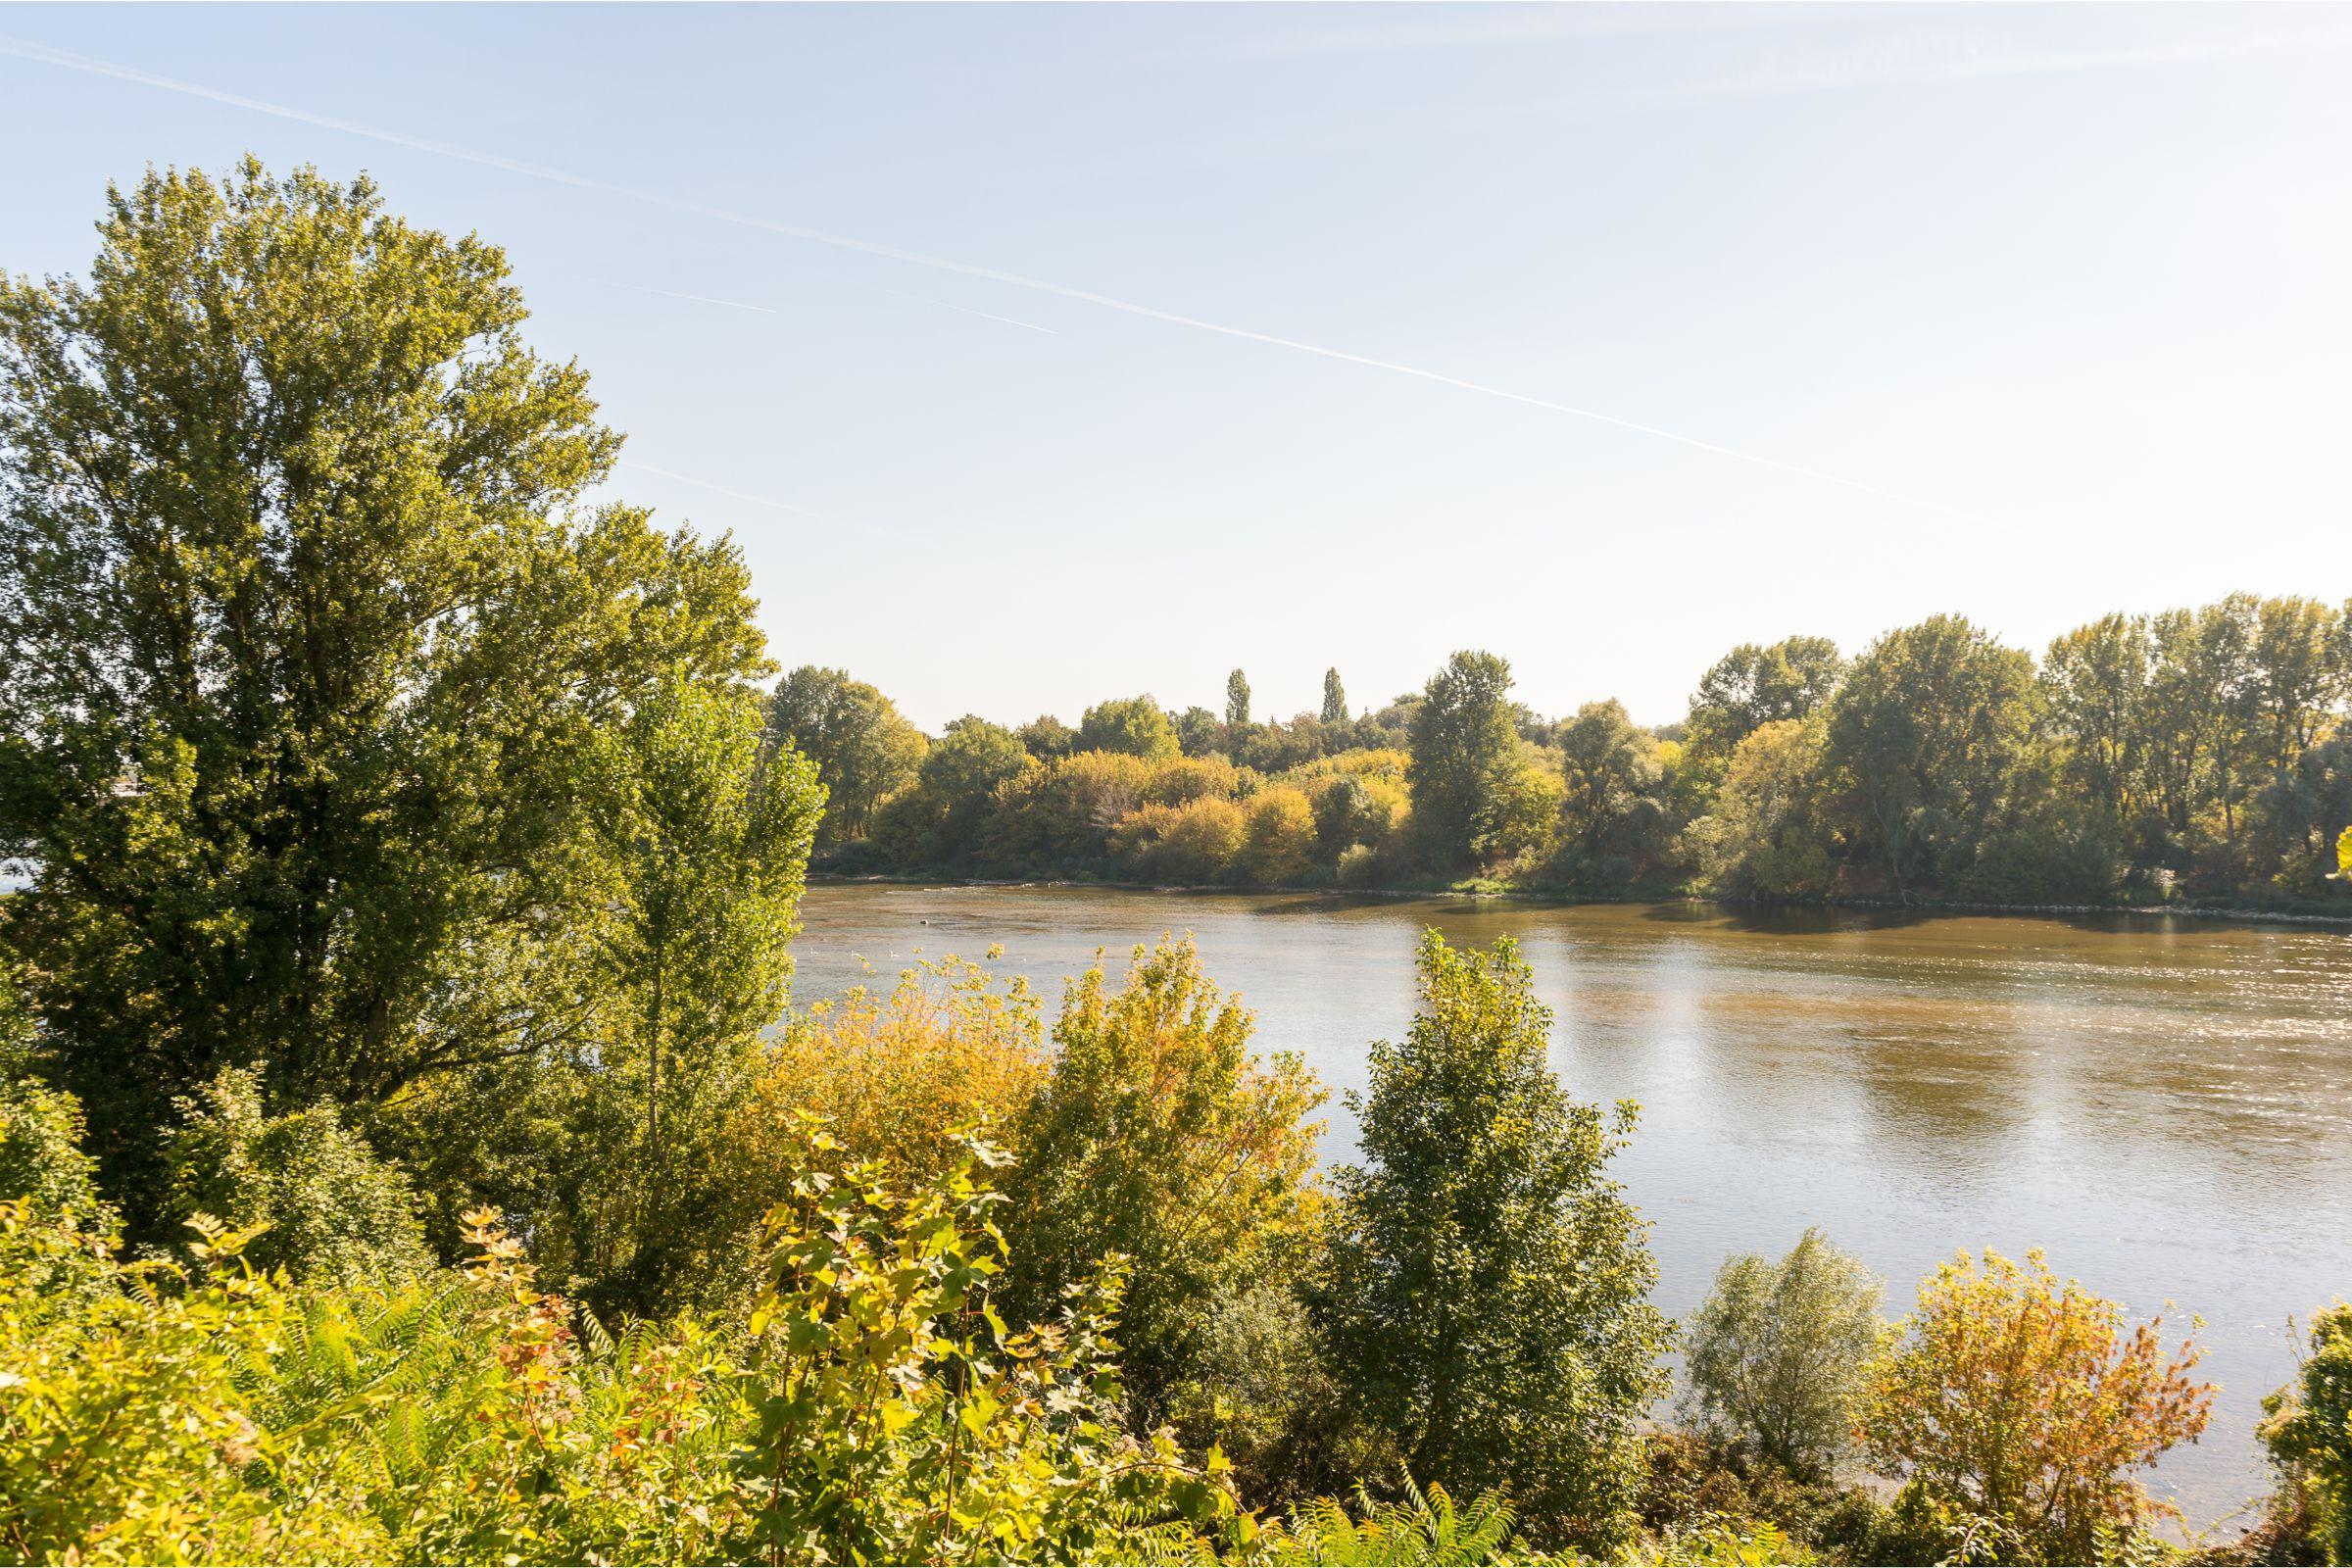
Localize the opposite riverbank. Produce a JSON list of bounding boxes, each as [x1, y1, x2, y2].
[[808, 868, 2352, 928]]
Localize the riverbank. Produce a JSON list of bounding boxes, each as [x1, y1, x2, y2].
[[792, 880, 2352, 1526], [808, 868, 2352, 928]]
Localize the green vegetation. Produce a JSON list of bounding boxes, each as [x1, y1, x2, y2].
[[1321, 933, 1672, 1549], [1684, 1230, 1886, 1482], [1, 162, 2337, 1566], [793, 612, 2350, 912]]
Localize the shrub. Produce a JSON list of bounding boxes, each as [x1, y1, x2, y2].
[[162, 1067, 430, 1287], [1684, 1228, 1886, 1480], [2257, 1301, 2352, 1565], [1169, 1279, 1358, 1508], [1322, 931, 1671, 1553], [0, 1120, 1250, 1565], [747, 954, 1047, 1181], [1145, 755, 1243, 808], [999, 936, 1326, 1425], [0, 985, 106, 1229], [1859, 1249, 2214, 1564], [1115, 797, 1249, 884], [1242, 787, 1319, 885]]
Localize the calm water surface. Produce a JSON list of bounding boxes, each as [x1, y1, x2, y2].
[[791, 883, 2352, 1523]]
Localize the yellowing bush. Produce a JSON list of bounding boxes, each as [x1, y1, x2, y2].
[[1242, 788, 1318, 885], [743, 954, 1047, 1181]]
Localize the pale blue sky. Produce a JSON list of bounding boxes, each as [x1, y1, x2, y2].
[[5, 3, 2350, 728]]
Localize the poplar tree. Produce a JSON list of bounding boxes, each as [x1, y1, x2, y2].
[[1321, 667, 1348, 725]]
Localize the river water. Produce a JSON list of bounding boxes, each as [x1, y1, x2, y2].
[[789, 882, 2352, 1524]]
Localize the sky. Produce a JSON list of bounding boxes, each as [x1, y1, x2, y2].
[[4, 3, 2351, 730]]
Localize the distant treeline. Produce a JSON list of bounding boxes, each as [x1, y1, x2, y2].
[[772, 603, 2352, 906]]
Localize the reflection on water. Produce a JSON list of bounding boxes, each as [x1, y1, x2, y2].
[[790, 884, 2352, 1524]]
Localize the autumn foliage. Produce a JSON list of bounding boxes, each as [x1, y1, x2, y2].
[[1859, 1249, 2215, 1563]]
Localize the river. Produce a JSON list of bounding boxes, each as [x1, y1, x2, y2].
[[789, 882, 2352, 1525]]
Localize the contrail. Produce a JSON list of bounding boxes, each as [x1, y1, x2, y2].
[[612, 273, 1057, 334], [843, 279, 1058, 335], [615, 281, 777, 315], [4, 32, 1969, 521], [619, 462, 905, 543]]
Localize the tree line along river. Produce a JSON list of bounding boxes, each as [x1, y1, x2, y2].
[[788, 883, 2352, 1525]]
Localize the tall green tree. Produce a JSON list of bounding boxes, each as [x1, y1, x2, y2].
[[763, 665, 925, 842], [1686, 636, 1844, 763], [1322, 932, 1670, 1551], [561, 677, 820, 1307], [870, 714, 1033, 865], [1825, 616, 2038, 899], [1226, 668, 1252, 730], [0, 162, 767, 1225], [1321, 667, 1349, 726], [1555, 700, 1662, 858], [1076, 695, 1180, 761], [2251, 597, 2346, 785], [2041, 613, 2151, 829], [1405, 652, 1522, 871]]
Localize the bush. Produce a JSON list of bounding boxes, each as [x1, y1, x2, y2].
[[1171, 1279, 1347, 1507], [1242, 787, 1319, 885], [1115, 797, 1249, 884], [1860, 1249, 2215, 1564], [163, 1068, 430, 1287], [1144, 755, 1243, 808], [746, 953, 1046, 1181], [0, 1121, 1251, 1565], [998, 936, 1326, 1424], [1322, 931, 1671, 1553], [2257, 1301, 2352, 1565], [1684, 1228, 1886, 1480]]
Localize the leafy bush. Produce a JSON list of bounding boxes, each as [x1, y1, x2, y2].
[[163, 1068, 430, 1287], [2257, 1301, 2352, 1565], [0, 1120, 1250, 1565], [1322, 931, 1671, 1553], [999, 936, 1326, 1426], [1115, 797, 1249, 883], [1860, 1249, 2215, 1564], [1684, 1228, 1886, 1480], [1241, 787, 1320, 885], [748, 953, 1047, 1181]]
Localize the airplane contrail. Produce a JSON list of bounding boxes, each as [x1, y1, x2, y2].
[[3, 32, 1972, 522], [619, 462, 905, 543], [615, 281, 777, 315], [613, 274, 1057, 334]]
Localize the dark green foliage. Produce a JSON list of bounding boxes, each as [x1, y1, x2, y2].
[[764, 664, 925, 841], [871, 714, 1034, 865], [0, 162, 770, 1234], [1405, 652, 1524, 870], [1826, 616, 2041, 899], [1322, 930, 1672, 1552], [1322, 668, 1350, 726], [1687, 637, 1846, 765]]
